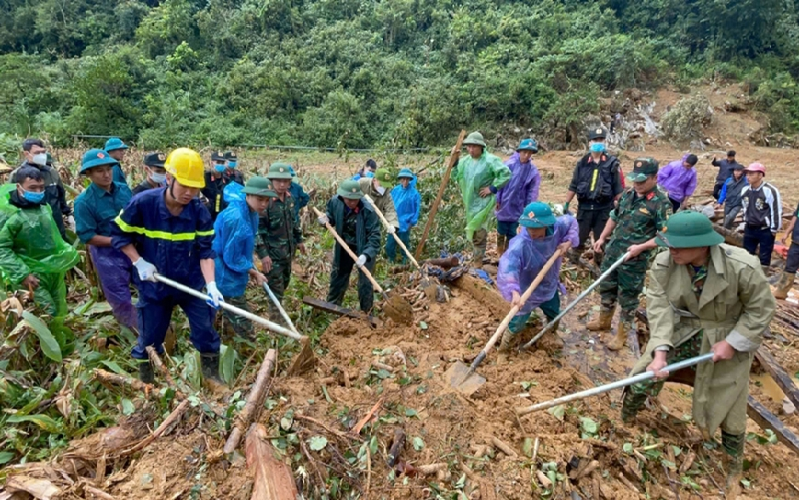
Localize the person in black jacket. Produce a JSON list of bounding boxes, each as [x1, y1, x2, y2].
[[711, 150, 743, 200], [562, 127, 624, 256], [132, 152, 168, 196]]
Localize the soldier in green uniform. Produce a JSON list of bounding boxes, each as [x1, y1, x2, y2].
[[622, 211, 775, 493], [587, 158, 672, 350], [256, 163, 306, 323]]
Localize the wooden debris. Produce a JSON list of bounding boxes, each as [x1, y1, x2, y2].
[[119, 400, 190, 457], [755, 347, 799, 409], [489, 436, 518, 458], [245, 423, 300, 500], [302, 297, 379, 327], [224, 349, 277, 454], [536, 470, 552, 489], [352, 397, 385, 435], [574, 460, 599, 480], [93, 368, 153, 396], [415, 463, 447, 475], [5, 476, 62, 500], [387, 429, 406, 467], [145, 346, 178, 389], [746, 396, 799, 455], [679, 451, 695, 474], [617, 472, 640, 493]]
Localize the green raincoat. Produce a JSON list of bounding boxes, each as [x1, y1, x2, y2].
[[0, 184, 80, 316], [452, 151, 511, 239], [632, 244, 775, 436]]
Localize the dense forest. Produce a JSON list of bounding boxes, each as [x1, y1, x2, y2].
[[1, 0, 799, 149]]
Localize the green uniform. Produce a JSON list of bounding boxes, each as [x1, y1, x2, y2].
[[599, 186, 671, 326], [255, 194, 302, 322]]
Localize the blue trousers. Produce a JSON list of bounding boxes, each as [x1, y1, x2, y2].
[[497, 220, 520, 238], [386, 230, 411, 263], [508, 290, 561, 334], [133, 291, 220, 359]]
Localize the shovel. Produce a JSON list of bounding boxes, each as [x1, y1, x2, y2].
[[252, 266, 300, 337], [515, 353, 713, 415], [519, 251, 631, 351], [312, 207, 412, 323], [444, 248, 567, 396]]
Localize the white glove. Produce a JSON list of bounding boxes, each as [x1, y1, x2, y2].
[[356, 254, 367, 267], [318, 214, 329, 226], [133, 258, 158, 282], [66, 215, 75, 231], [206, 281, 225, 309], [386, 226, 396, 235]]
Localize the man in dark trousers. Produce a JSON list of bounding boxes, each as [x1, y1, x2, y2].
[[740, 163, 782, 271], [318, 180, 381, 312], [711, 150, 742, 200], [562, 127, 624, 260]]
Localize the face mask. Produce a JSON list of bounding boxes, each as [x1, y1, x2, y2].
[[376, 186, 386, 196], [228, 162, 237, 169], [31, 153, 48, 167], [150, 172, 167, 184], [214, 164, 226, 173], [21, 189, 45, 203], [589, 143, 605, 153]]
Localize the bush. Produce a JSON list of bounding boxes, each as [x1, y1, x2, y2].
[[661, 94, 713, 143]]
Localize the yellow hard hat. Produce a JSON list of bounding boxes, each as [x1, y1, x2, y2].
[[165, 148, 205, 188]]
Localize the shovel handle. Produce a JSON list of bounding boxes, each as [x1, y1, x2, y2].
[[154, 274, 304, 340], [312, 207, 385, 294], [363, 194, 421, 270]]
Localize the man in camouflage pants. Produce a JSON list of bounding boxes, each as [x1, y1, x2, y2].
[[588, 158, 672, 350], [256, 163, 306, 324]]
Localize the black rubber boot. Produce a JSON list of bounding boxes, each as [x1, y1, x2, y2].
[[138, 360, 154, 384], [200, 352, 225, 386]]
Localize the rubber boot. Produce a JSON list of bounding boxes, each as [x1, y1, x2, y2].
[[497, 234, 507, 259], [498, 329, 514, 353], [621, 387, 647, 423], [773, 271, 795, 300], [200, 352, 226, 390], [722, 430, 744, 494], [608, 321, 628, 351], [587, 309, 613, 331], [138, 360, 154, 384]]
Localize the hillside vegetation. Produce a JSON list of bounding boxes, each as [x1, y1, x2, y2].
[[1, 0, 799, 149]]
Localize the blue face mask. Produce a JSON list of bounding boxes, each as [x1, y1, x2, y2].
[[22, 189, 45, 204], [589, 143, 605, 153], [214, 164, 226, 173], [228, 162, 237, 169]]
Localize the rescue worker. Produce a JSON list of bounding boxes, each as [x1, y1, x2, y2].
[[588, 158, 672, 350], [496, 139, 541, 256], [131, 153, 167, 195], [256, 163, 306, 323], [387, 168, 421, 263], [202, 151, 242, 221], [563, 127, 623, 255], [112, 148, 224, 386], [657, 153, 698, 213], [224, 151, 245, 184], [452, 131, 511, 264], [740, 163, 782, 269], [353, 159, 377, 180], [318, 180, 381, 312], [717, 163, 747, 229], [497, 202, 578, 352], [104, 137, 129, 185], [288, 166, 310, 218], [74, 149, 137, 331], [623, 210, 775, 493], [774, 201, 799, 299], [214, 177, 275, 339], [360, 168, 399, 234], [11, 138, 70, 239], [0, 166, 79, 320], [711, 150, 742, 200]]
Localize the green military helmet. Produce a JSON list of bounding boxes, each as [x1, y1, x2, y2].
[[627, 157, 659, 183], [337, 179, 364, 200], [463, 131, 486, 147], [656, 210, 723, 248], [519, 201, 556, 229], [242, 176, 277, 197], [267, 162, 294, 180], [80, 148, 119, 174]]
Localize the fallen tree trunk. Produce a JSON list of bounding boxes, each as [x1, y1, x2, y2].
[[452, 274, 507, 319], [245, 423, 299, 500], [747, 396, 799, 455], [224, 349, 277, 454]]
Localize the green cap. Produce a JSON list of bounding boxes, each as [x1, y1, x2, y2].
[[656, 210, 723, 248], [463, 131, 486, 148], [242, 177, 277, 197], [337, 179, 364, 200], [80, 148, 119, 174], [626, 157, 659, 182], [519, 202, 556, 229], [267, 162, 293, 179], [374, 168, 393, 183]]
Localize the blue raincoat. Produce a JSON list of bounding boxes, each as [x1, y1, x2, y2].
[[390, 180, 422, 232], [497, 215, 579, 315], [212, 183, 258, 298]]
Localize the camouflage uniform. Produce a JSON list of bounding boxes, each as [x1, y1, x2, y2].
[[599, 173, 671, 328], [256, 164, 302, 324]]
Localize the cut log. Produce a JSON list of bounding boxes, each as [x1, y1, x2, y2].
[[754, 347, 799, 410], [224, 349, 277, 454], [452, 274, 507, 319], [302, 297, 379, 327], [245, 423, 299, 500], [746, 396, 799, 455], [713, 224, 743, 247]]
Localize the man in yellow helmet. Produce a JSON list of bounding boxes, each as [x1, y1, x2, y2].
[[112, 148, 224, 386]]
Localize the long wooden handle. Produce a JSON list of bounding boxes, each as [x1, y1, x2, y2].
[[363, 194, 420, 269], [471, 248, 567, 368], [312, 207, 384, 294], [414, 130, 466, 260]]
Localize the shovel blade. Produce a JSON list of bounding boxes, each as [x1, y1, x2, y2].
[[443, 361, 486, 396], [287, 337, 316, 377]]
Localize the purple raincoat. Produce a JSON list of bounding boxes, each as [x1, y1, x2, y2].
[[497, 215, 579, 315], [495, 152, 541, 222], [657, 154, 697, 202]]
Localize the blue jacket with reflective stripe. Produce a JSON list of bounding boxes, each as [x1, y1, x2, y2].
[[111, 187, 215, 302]]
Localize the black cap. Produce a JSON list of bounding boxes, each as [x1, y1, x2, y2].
[[211, 151, 225, 162], [144, 152, 166, 168], [587, 127, 608, 141], [224, 151, 237, 161], [685, 154, 698, 166]]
